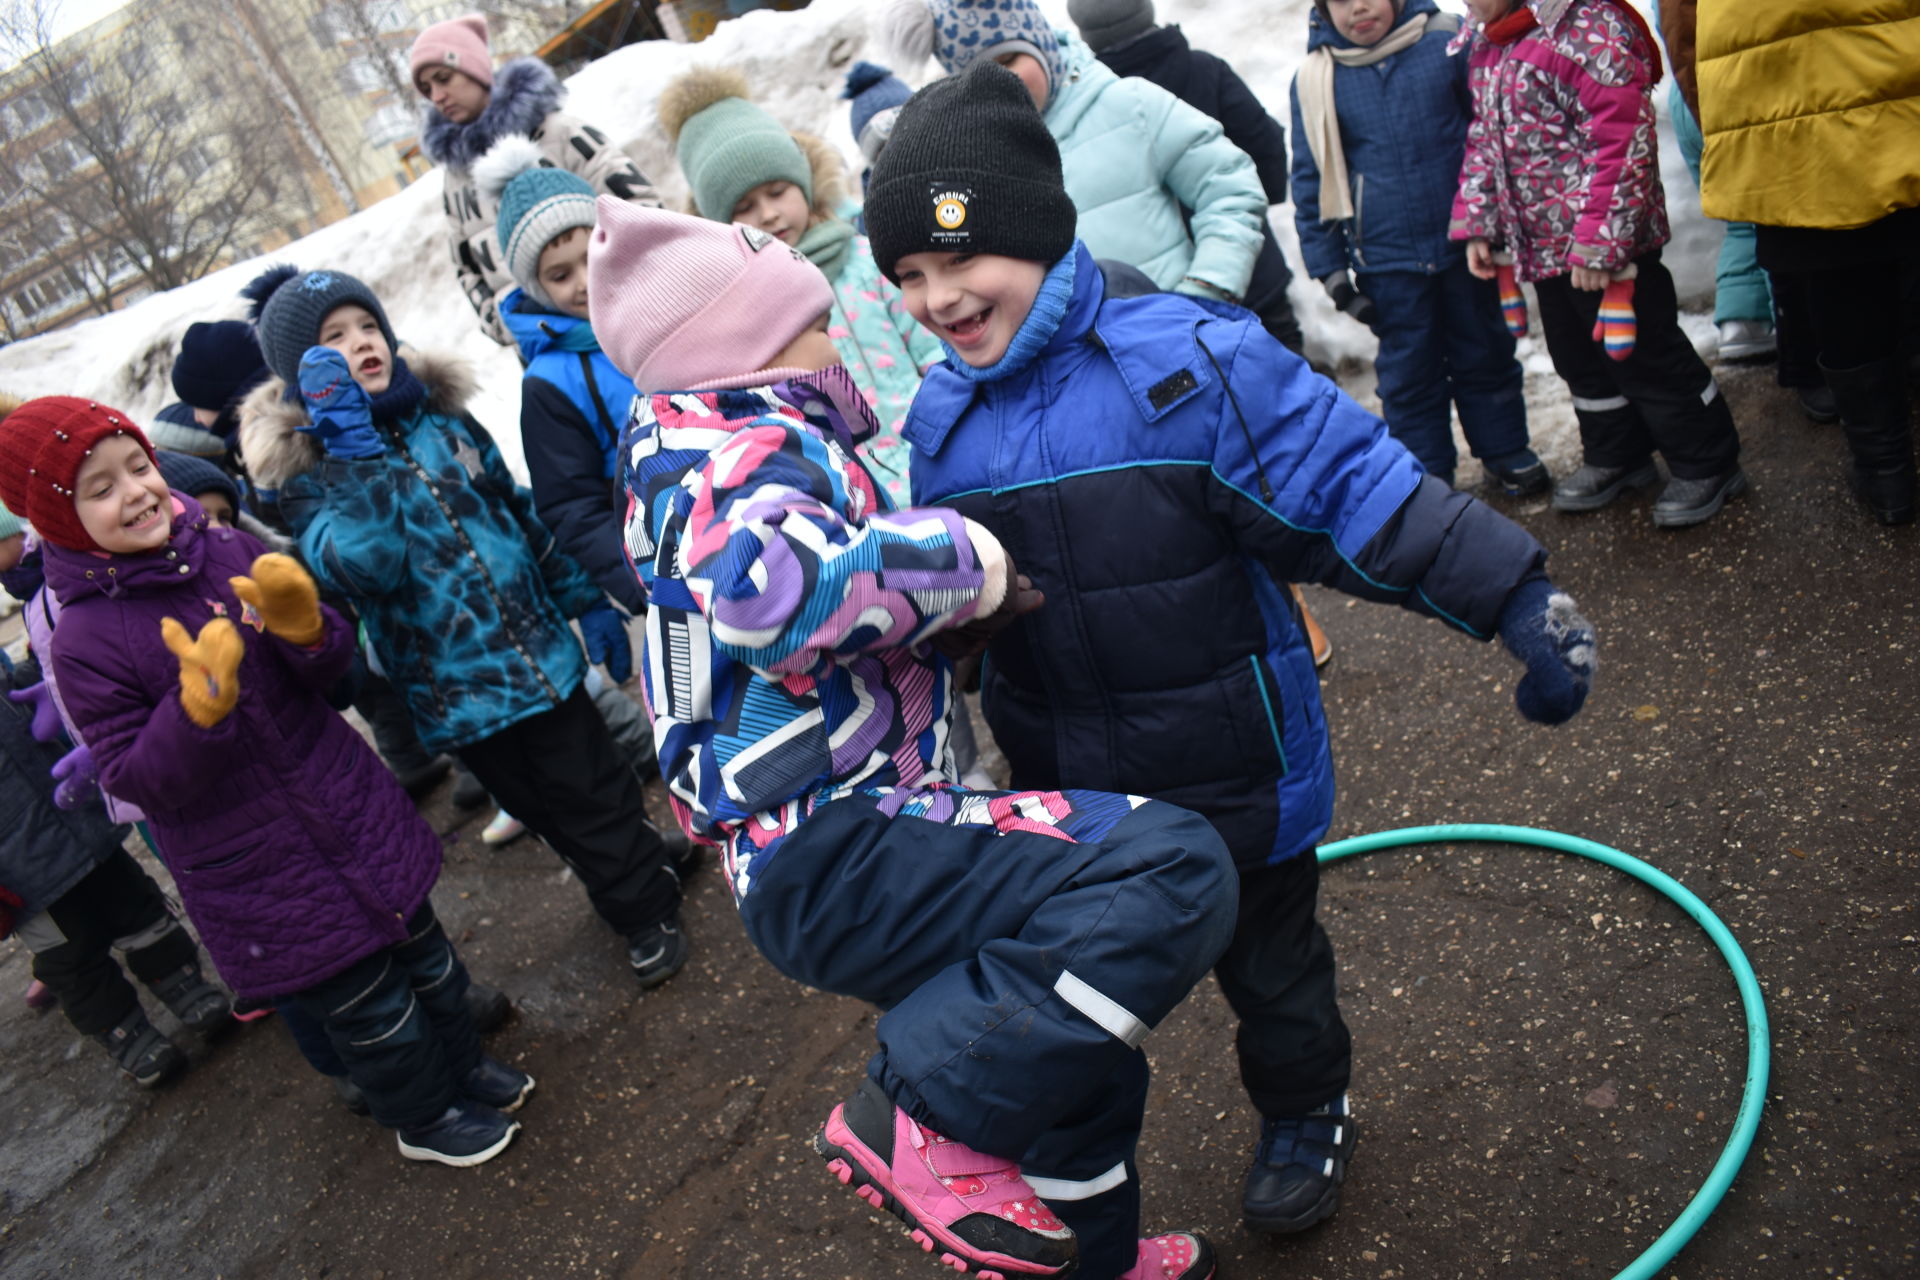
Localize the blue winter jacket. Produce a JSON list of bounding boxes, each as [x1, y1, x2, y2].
[[502, 289, 647, 613], [1288, 0, 1470, 281], [905, 244, 1547, 866], [247, 351, 602, 753]]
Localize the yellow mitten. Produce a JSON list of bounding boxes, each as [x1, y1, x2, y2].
[[230, 553, 324, 647], [160, 617, 244, 728]]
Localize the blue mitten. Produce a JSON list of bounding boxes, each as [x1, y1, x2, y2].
[[8, 680, 64, 743], [580, 602, 633, 684], [296, 347, 385, 459], [1498, 577, 1596, 725], [52, 744, 100, 810]]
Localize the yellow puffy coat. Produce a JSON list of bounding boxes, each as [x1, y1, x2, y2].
[[1697, 0, 1920, 229]]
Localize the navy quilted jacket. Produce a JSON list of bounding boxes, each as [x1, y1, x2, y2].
[[905, 245, 1547, 865], [43, 497, 440, 999], [1288, 0, 1471, 280]]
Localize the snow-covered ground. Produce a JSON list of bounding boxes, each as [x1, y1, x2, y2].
[[0, 0, 1720, 491]]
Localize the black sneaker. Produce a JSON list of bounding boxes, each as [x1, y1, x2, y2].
[[396, 1100, 519, 1167], [465, 981, 512, 1035], [1650, 468, 1749, 528], [1551, 461, 1660, 512], [1242, 1094, 1356, 1234], [450, 766, 488, 811], [147, 962, 233, 1039], [1796, 384, 1840, 424], [94, 1009, 187, 1088], [627, 916, 688, 989], [1483, 450, 1552, 498], [461, 1056, 536, 1113]]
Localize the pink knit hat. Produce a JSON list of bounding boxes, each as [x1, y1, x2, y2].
[[410, 15, 493, 93], [587, 198, 836, 393]]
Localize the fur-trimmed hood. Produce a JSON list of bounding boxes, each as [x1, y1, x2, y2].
[[421, 57, 565, 172], [239, 347, 478, 490]]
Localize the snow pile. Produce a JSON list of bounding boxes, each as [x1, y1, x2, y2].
[[0, 0, 1716, 487]]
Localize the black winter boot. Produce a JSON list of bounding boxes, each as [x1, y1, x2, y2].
[[1821, 356, 1916, 525], [94, 1008, 186, 1087], [147, 961, 234, 1039]]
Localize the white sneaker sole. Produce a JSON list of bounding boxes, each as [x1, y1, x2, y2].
[[397, 1119, 521, 1167]]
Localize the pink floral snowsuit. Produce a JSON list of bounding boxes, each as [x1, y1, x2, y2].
[[1448, 0, 1669, 284]]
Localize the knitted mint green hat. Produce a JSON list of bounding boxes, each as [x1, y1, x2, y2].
[[657, 67, 812, 223]]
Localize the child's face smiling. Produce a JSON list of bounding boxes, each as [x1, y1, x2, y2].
[[730, 180, 812, 247], [537, 226, 592, 319], [1326, 0, 1398, 45], [74, 435, 171, 554], [895, 251, 1047, 369], [992, 51, 1050, 111], [418, 65, 490, 125], [317, 304, 393, 395]]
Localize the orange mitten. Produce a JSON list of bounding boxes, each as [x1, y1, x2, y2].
[[230, 553, 324, 646], [1591, 275, 1638, 361], [1494, 253, 1528, 337], [161, 617, 244, 728]]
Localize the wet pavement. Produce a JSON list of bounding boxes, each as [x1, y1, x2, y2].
[[1, 360, 1914, 1279]]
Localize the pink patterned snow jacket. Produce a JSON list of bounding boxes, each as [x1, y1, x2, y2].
[[1448, 0, 1669, 284]]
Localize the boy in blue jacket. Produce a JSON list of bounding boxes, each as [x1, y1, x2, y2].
[[1290, 0, 1545, 494], [871, 62, 1598, 1255]]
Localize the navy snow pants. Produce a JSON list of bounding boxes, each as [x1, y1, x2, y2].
[[739, 787, 1239, 1280]]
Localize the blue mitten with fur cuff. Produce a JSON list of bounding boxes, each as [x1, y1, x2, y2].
[[1498, 577, 1596, 725]]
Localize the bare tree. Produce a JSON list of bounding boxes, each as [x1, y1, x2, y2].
[[0, 0, 317, 299]]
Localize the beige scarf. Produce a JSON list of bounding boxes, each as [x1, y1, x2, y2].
[[1297, 13, 1432, 223]]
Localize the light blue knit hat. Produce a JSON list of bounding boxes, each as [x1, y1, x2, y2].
[[476, 137, 599, 307], [0, 499, 22, 541]]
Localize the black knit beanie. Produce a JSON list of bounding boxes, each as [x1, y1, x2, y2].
[[171, 320, 270, 413], [864, 59, 1077, 285]]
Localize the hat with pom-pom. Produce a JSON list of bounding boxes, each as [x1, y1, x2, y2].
[[171, 320, 269, 416], [656, 66, 812, 223], [477, 136, 599, 306], [883, 0, 1063, 99], [0, 396, 158, 552], [410, 14, 493, 93], [243, 265, 399, 395], [843, 61, 914, 165], [586, 198, 833, 393]]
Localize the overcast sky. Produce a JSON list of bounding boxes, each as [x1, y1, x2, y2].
[[48, 0, 134, 42]]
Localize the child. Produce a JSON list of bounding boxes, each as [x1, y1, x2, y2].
[[885, 0, 1266, 307], [3, 650, 228, 1087], [0, 398, 530, 1165], [590, 197, 1238, 1280], [1451, 0, 1746, 526], [411, 13, 659, 348], [234, 266, 690, 987], [1067, 0, 1307, 354], [1290, 0, 1546, 496], [156, 320, 272, 474], [655, 67, 943, 502], [842, 60, 914, 204], [867, 61, 1598, 1246], [154, 451, 243, 530]]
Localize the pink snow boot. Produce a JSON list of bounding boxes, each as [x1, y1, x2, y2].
[[1119, 1230, 1216, 1280], [814, 1076, 1077, 1277]]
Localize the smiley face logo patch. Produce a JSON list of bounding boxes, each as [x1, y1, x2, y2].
[[928, 183, 974, 246]]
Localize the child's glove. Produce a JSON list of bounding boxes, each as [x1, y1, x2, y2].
[[296, 347, 385, 460], [7, 679, 64, 743], [1320, 272, 1379, 327], [1497, 577, 1596, 726], [160, 617, 244, 729], [1590, 268, 1638, 361], [933, 563, 1047, 663], [52, 744, 100, 810], [230, 553, 324, 646], [579, 602, 633, 684], [1494, 253, 1529, 337]]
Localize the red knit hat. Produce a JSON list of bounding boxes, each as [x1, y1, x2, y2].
[[0, 396, 158, 551]]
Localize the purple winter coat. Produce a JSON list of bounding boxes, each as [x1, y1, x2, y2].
[[43, 493, 440, 1000]]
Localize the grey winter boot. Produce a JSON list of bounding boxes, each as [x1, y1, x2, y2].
[[94, 1007, 187, 1087], [1821, 355, 1916, 525], [147, 960, 234, 1039]]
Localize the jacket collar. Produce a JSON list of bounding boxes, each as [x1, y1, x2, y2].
[[42, 492, 223, 604], [501, 289, 601, 360], [420, 58, 564, 172]]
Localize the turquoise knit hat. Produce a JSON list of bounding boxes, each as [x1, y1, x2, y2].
[[0, 499, 22, 541], [658, 67, 812, 223], [476, 136, 599, 306]]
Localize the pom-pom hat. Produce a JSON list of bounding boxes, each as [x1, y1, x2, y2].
[[243, 265, 400, 395], [477, 136, 599, 307], [843, 61, 914, 164], [0, 396, 158, 552], [656, 66, 812, 223]]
